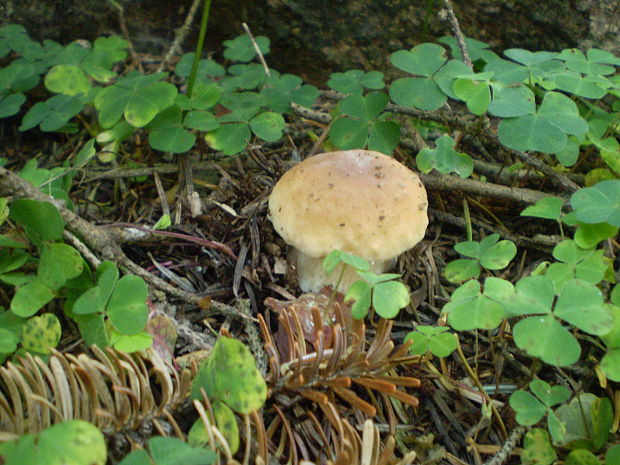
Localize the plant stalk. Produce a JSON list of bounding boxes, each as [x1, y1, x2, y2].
[[187, 0, 213, 98]]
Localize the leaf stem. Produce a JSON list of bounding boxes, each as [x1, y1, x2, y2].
[[463, 199, 472, 241], [187, 0, 213, 98], [455, 334, 508, 439]]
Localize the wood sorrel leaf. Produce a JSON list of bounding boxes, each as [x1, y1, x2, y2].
[[513, 315, 580, 366]]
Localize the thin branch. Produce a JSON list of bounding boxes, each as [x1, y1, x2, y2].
[[430, 209, 562, 249], [0, 167, 249, 323], [242, 23, 271, 77], [157, 0, 203, 73], [106, 0, 143, 72], [63, 230, 101, 269], [321, 90, 581, 193], [420, 171, 568, 206], [442, 0, 472, 67], [482, 426, 526, 465]]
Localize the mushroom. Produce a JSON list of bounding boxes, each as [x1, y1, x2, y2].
[[268, 149, 428, 293]]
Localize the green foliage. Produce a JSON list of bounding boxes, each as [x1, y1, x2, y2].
[[497, 91, 588, 154], [72, 261, 151, 351], [571, 180, 620, 226], [443, 273, 615, 367], [21, 313, 61, 354], [2, 22, 620, 464], [191, 336, 267, 455], [223, 34, 270, 62], [553, 394, 613, 451], [442, 278, 509, 330], [327, 69, 385, 94], [521, 196, 563, 221], [118, 436, 216, 465], [508, 276, 611, 366], [175, 53, 225, 80], [606, 445, 620, 465], [404, 326, 457, 357], [191, 335, 267, 412], [416, 134, 473, 178], [95, 72, 178, 128], [521, 429, 557, 465], [0, 420, 107, 465], [545, 239, 609, 290], [322, 250, 410, 319], [9, 198, 64, 244], [329, 92, 400, 154], [509, 380, 570, 426], [453, 72, 492, 115], [0, 200, 151, 358], [3, 24, 618, 166], [444, 233, 517, 283], [510, 385, 613, 456], [261, 71, 319, 112], [390, 43, 452, 110], [600, 303, 620, 381]]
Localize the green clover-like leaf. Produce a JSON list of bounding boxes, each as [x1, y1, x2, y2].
[[38, 243, 83, 290], [389, 76, 447, 111], [183, 110, 219, 132], [9, 199, 64, 244], [0, 328, 18, 354], [192, 336, 267, 415], [94, 72, 177, 128], [558, 48, 619, 76], [443, 279, 506, 331], [503, 275, 555, 318], [110, 331, 153, 353], [521, 428, 557, 465], [416, 134, 473, 178], [329, 117, 368, 149], [44, 64, 91, 96], [529, 379, 570, 408], [513, 315, 580, 366], [554, 279, 611, 335], [106, 275, 148, 335], [345, 280, 372, 320], [509, 390, 547, 425], [223, 34, 270, 62], [372, 280, 410, 319], [498, 92, 587, 154], [453, 77, 491, 115], [574, 222, 619, 249], [22, 313, 61, 354], [520, 196, 563, 220], [340, 92, 389, 120], [260, 72, 318, 112], [322, 250, 370, 274], [249, 111, 285, 142], [19, 94, 83, 132], [212, 401, 240, 455], [175, 53, 225, 79], [488, 85, 536, 118], [147, 105, 196, 153], [205, 123, 251, 155], [327, 69, 385, 95], [571, 180, 620, 226], [73, 261, 119, 315], [443, 258, 480, 283], [390, 43, 447, 77], [405, 326, 457, 357], [10, 278, 55, 318]]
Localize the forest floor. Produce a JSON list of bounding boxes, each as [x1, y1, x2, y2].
[[1, 20, 619, 465]]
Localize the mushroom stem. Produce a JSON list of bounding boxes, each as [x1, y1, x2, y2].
[[291, 248, 395, 293]]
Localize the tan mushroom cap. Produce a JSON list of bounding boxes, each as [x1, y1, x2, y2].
[[269, 149, 428, 263]]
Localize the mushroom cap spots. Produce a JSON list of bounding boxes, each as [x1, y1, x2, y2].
[[269, 149, 429, 262]]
